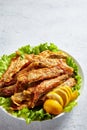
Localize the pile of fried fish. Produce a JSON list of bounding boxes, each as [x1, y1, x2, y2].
[[0, 50, 76, 110]]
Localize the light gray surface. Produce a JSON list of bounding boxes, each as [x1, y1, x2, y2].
[[0, 0, 87, 130]]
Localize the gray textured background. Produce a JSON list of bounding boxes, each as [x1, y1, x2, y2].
[[0, 0, 87, 130]]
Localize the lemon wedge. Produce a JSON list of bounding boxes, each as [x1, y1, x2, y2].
[[46, 91, 64, 106], [71, 90, 79, 101], [43, 99, 63, 115], [53, 88, 69, 107], [59, 86, 72, 101]]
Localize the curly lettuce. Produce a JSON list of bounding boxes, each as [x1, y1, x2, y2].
[[66, 57, 82, 91]]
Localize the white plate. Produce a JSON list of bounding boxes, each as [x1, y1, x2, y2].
[[0, 50, 84, 122]]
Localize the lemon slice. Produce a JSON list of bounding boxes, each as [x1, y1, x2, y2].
[[53, 88, 69, 107], [43, 99, 63, 115], [46, 91, 64, 106], [71, 90, 79, 101], [59, 86, 72, 101], [64, 86, 72, 96], [65, 86, 73, 101]]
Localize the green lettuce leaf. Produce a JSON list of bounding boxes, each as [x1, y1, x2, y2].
[[11, 107, 53, 124], [32, 43, 59, 54], [0, 53, 16, 78], [66, 57, 82, 91], [64, 101, 78, 112]]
